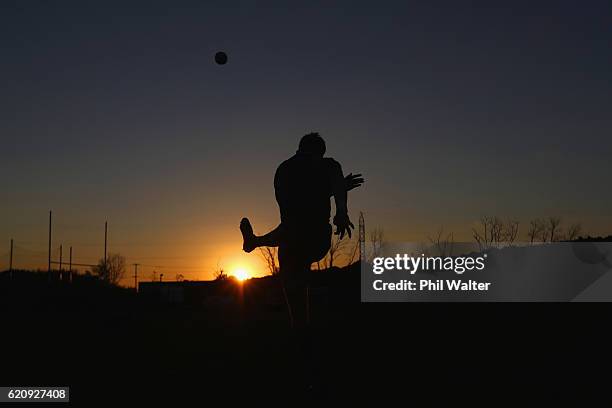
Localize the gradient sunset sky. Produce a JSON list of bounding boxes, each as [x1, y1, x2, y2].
[[2, 1, 611, 283]]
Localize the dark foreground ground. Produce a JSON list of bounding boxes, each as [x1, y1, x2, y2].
[[1, 266, 610, 406]]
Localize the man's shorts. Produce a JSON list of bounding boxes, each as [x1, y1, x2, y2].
[[278, 222, 332, 286]]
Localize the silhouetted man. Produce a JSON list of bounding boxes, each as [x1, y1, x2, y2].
[[239, 133, 361, 392], [240, 133, 361, 331]]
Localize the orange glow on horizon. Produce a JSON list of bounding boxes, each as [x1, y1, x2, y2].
[[233, 268, 250, 281]]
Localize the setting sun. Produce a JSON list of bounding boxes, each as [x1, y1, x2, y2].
[[233, 268, 250, 281]]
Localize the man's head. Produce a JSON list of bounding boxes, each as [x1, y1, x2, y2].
[[297, 132, 326, 157]]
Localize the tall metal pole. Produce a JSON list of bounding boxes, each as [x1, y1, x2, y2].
[[9, 239, 13, 279], [133, 263, 139, 292], [359, 212, 365, 264], [48, 210, 52, 281], [104, 221, 108, 264], [69, 246, 73, 283]]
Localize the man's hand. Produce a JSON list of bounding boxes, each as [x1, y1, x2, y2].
[[333, 212, 355, 239], [345, 173, 364, 192]]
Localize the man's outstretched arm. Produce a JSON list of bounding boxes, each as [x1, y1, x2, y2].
[[330, 161, 354, 239]]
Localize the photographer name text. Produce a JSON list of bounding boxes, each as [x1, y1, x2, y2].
[[371, 254, 492, 292]]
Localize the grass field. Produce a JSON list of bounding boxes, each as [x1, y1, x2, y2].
[[1, 265, 609, 405]]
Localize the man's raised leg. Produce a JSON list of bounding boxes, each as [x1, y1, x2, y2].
[[240, 218, 284, 252]]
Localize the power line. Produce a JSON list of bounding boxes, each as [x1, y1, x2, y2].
[[50, 261, 96, 268], [7, 210, 362, 281]]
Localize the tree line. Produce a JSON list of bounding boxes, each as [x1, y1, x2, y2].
[[472, 216, 582, 251]]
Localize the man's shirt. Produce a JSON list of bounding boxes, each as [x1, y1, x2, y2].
[[274, 153, 342, 228]]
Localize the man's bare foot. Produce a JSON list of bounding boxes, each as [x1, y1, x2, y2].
[[240, 217, 257, 253]]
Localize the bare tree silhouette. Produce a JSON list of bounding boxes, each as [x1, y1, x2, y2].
[[472, 216, 494, 250], [548, 217, 562, 242], [346, 235, 359, 265], [213, 262, 227, 281], [489, 217, 504, 243], [93, 253, 126, 285], [527, 218, 546, 243], [503, 220, 520, 244], [473, 217, 519, 250], [369, 227, 385, 261], [258, 247, 279, 275], [428, 227, 454, 257], [322, 234, 349, 268], [566, 223, 582, 241]]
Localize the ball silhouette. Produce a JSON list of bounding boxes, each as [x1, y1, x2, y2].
[[214, 51, 228, 65]]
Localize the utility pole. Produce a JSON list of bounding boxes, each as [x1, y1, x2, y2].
[[104, 221, 108, 265], [48, 210, 52, 279], [9, 239, 13, 279], [59, 244, 63, 272], [69, 246, 73, 283], [359, 212, 365, 264], [133, 263, 139, 292]]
